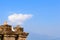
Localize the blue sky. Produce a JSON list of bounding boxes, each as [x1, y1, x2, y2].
[[0, 0, 60, 40]]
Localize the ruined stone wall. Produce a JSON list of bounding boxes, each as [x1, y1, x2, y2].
[[3, 35, 26, 40], [3, 35, 16, 40], [0, 22, 29, 40], [17, 35, 26, 40], [18, 37, 26, 40]]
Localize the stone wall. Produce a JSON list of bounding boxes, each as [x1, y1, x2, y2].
[[0, 22, 29, 40], [18, 37, 26, 40], [3, 35, 16, 40]]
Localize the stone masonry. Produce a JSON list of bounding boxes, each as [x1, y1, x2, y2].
[[0, 21, 29, 40]]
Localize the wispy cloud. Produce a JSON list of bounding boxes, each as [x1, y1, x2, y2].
[[8, 13, 32, 25]]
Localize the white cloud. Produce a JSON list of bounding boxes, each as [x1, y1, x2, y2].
[[8, 13, 32, 25]]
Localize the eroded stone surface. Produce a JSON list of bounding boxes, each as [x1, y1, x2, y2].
[[0, 22, 29, 40]]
